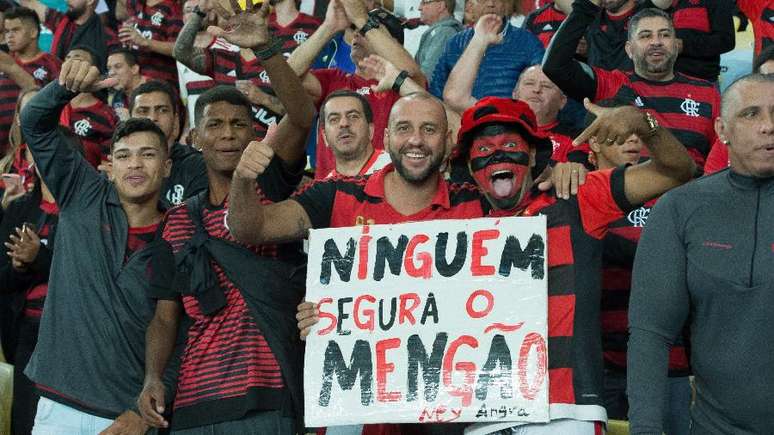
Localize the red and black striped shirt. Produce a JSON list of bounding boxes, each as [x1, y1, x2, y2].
[[593, 69, 720, 169], [126, 0, 184, 85], [600, 199, 690, 377], [269, 12, 321, 54], [23, 199, 59, 319], [293, 163, 488, 228], [739, 0, 774, 56], [524, 2, 567, 48], [0, 53, 60, 154], [61, 99, 119, 168]]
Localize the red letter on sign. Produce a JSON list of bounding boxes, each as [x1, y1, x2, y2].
[[404, 234, 432, 278], [399, 292, 421, 325], [518, 332, 548, 400], [353, 294, 376, 332], [442, 335, 479, 407], [471, 229, 499, 276], [465, 289, 494, 319], [358, 226, 372, 280], [317, 298, 337, 336], [376, 338, 402, 402]]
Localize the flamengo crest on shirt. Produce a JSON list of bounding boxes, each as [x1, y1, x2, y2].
[[680, 97, 700, 117], [304, 217, 550, 426]]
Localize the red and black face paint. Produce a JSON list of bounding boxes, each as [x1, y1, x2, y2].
[[467, 128, 532, 210]]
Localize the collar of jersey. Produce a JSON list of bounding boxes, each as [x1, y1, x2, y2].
[[364, 163, 451, 210]]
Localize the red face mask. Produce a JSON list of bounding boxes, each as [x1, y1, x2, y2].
[[468, 132, 531, 210]]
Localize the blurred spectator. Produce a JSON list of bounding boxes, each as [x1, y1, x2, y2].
[[116, 0, 183, 85], [523, 1, 566, 47], [414, 0, 463, 79], [270, 0, 322, 56], [554, 0, 670, 71], [320, 89, 390, 177], [440, 13, 543, 110], [671, 0, 734, 82], [128, 80, 208, 205], [173, 0, 283, 138], [431, 0, 544, 103], [59, 46, 119, 167], [544, 8, 720, 170], [286, 0, 423, 178], [0, 7, 61, 154], [0, 125, 82, 435], [738, 0, 774, 57], [20, 0, 120, 69], [106, 48, 146, 119]]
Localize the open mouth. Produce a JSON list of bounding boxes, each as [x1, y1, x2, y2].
[[490, 170, 516, 199]]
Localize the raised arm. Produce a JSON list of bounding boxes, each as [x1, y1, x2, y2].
[[542, 0, 599, 102], [574, 99, 695, 206], [0, 52, 37, 91], [172, 10, 210, 75], [229, 141, 313, 245], [342, 0, 427, 87], [442, 14, 501, 113], [21, 61, 116, 208], [17, 0, 47, 22]]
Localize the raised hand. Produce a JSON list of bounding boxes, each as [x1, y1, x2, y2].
[[233, 123, 277, 180], [207, 0, 271, 50], [118, 22, 148, 49], [339, 0, 369, 28], [5, 224, 41, 270], [473, 14, 503, 46], [324, 0, 351, 33], [573, 98, 653, 146], [58, 59, 117, 94], [359, 54, 401, 93]]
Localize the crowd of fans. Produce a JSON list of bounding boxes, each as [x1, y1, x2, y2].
[[0, 0, 771, 433]]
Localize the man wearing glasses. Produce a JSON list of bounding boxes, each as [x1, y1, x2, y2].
[[414, 0, 463, 79]]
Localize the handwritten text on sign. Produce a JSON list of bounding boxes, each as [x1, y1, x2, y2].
[[304, 217, 549, 426]]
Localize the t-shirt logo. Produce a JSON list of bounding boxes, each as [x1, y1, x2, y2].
[[627, 206, 650, 227], [73, 118, 92, 136], [634, 96, 644, 107], [151, 11, 164, 26], [293, 30, 309, 44], [259, 70, 270, 83], [542, 23, 553, 31], [680, 98, 701, 117], [33, 67, 48, 81], [356, 86, 371, 95], [166, 184, 184, 205]]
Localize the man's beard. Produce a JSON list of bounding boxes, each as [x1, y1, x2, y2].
[[66, 4, 87, 20], [389, 147, 444, 184], [636, 51, 677, 76]]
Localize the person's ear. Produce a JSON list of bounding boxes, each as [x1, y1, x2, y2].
[[625, 41, 633, 60], [714, 117, 729, 146]]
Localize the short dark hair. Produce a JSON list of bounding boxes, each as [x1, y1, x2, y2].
[[111, 118, 168, 155], [108, 48, 138, 68], [320, 90, 374, 125], [4, 7, 40, 33], [129, 80, 178, 115], [68, 45, 99, 67], [627, 8, 674, 41], [194, 85, 253, 126], [753, 45, 774, 73]]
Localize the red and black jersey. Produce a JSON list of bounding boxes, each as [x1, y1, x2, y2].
[[671, 0, 735, 81], [125, 223, 159, 261], [126, 0, 184, 85], [584, 1, 656, 71], [739, 0, 774, 56], [293, 164, 488, 228], [515, 166, 632, 421], [593, 68, 720, 169], [600, 199, 690, 377], [0, 53, 61, 154], [200, 48, 281, 138], [311, 69, 400, 178], [23, 199, 59, 319], [542, 120, 589, 167], [703, 138, 728, 175], [61, 100, 119, 167], [269, 12, 321, 54], [45, 10, 121, 64], [523, 2, 567, 48]]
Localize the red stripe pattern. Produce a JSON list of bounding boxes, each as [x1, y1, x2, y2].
[[126, 0, 183, 84]]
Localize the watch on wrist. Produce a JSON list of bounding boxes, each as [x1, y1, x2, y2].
[[391, 70, 409, 93], [358, 16, 381, 36], [253, 38, 283, 61], [192, 5, 206, 18], [641, 111, 660, 138]]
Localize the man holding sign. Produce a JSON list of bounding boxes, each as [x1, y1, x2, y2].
[[228, 92, 695, 434]]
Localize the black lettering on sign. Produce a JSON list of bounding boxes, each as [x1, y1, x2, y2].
[[406, 332, 448, 402], [319, 340, 373, 406], [498, 234, 545, 279], [420, 292, 439, 324], [320, 238, 356, 284], [373, 235, 408, 281], [435, 232, 467, 277], [337, 297, 353, 335], [378, 298, 397, 330], [475, 334, 513, 401]]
